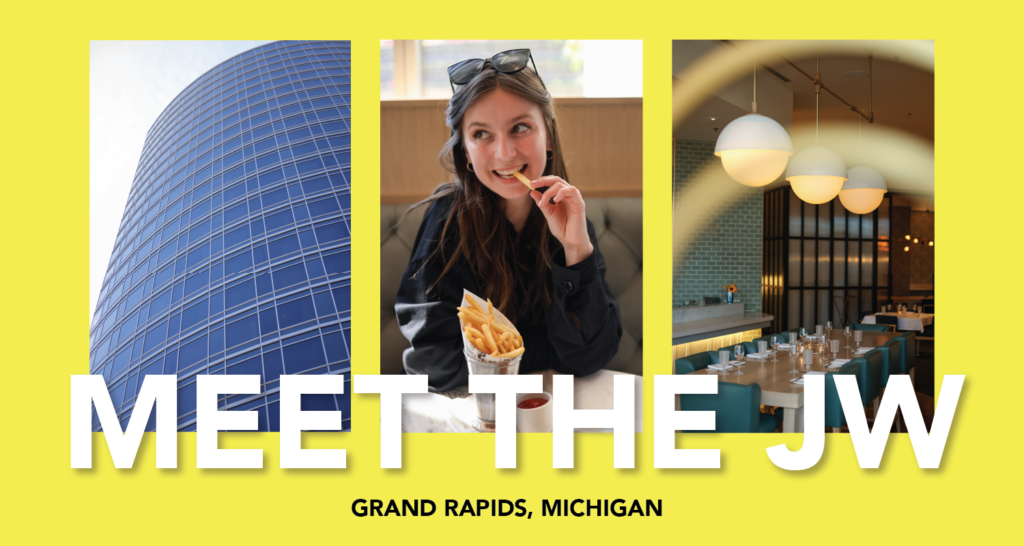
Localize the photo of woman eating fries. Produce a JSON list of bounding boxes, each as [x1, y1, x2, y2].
[[394, 48, 624, 392]]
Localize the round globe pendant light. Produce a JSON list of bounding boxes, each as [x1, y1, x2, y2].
[[714, 62, 793, 187], [785, 53, 846, 204], [715, 114, 793, 186], [786, 146, 847, 204], [841, 167, 887, 214], [839, 108, 887, 214]]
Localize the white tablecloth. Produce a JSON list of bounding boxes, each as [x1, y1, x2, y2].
[[862, 313, 934, 333]]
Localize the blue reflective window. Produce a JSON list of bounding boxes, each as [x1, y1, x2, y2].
[[263, 349, 284, 383], [315, 221, 349, 244], [186, 242, 210, 267], [308, 196, 340, 217], [226, 313, 260, 347], [313, 291, 335, 317], [272, 263, 307, 289], [143, 321, 168, 353], [323, 251, 350, 276], [225, 224, 250, 248], [178, 334, 208, 370], [264, 209, 293, 231], [226, 280, 255, 308], [268, 234, 299, 259], [184, 268, 209, 296], [277, 296, 315, 328], [225, 202, 247, 225], [181, 298, 209, 331], [283, 337, 326, 374], [225, 251, 252, 276], [332, 285, 350, 312], [296, 158, 323, 175]]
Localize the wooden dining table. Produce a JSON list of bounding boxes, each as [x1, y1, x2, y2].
[[686, 329, 901, 432]]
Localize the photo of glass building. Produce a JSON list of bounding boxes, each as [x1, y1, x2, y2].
[[89, 40, 352, 432]]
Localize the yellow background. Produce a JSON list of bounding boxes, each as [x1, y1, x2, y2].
[[3, 1, 1021, 543]]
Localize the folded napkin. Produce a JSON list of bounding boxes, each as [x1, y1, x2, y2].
[[707, 363, 733, 371], [854, 347, 876, 353], [827, 358, 852, 369], [729, 359, 746, 366], [790, 371, 827, 385], [747, 352, 768, 359], [777, 343, 793, 348]]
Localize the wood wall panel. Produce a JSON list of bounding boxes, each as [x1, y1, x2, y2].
[[380, 97, 642, 203]]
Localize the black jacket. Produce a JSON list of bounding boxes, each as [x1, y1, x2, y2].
[[395, 195, 623, 392]]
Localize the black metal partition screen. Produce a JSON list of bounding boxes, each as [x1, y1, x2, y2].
[[763, 187, 892, 333]]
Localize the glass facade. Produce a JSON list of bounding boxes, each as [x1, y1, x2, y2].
[[89, 41, 352, 432]]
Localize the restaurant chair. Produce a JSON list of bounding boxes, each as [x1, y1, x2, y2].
[[897, 332, 918, 387], [854, 323, 890, 333], [875, 314, 899, 332], [740, 341, 759, 355], [879, 339, 901, 389], [851, 350, 882, 419], [675, 353, 712, 375], [879, 338, 903, 431], [679, 382, 783, 433], [825, 362, 861, 432]]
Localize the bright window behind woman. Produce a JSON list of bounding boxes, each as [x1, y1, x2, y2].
[[381, 40, 642, 99]]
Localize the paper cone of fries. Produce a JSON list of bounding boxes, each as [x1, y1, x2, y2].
[[457, 289, 525, 365]]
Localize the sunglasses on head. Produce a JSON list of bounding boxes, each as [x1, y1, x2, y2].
[[447, 49, 546, 93]]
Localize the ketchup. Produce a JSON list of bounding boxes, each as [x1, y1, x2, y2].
[[517, 397, 548, 409]]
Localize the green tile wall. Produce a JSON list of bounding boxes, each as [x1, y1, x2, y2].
[[673, 138, 763, 312]]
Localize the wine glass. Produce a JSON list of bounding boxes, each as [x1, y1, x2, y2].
[[854, 329, 863, 352], [887, 304, 892, 312], [770, 335, 780, 363], [844, 326, 852, 349], [733, 344, 745, 375], [825, 321, 833, 340], [789, 343, 801, 374], [831, 339, 840, 363]]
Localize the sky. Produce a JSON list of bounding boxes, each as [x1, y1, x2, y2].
[[89, 41, 271, 322]]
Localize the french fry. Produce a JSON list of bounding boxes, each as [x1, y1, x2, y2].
[[498, 347, 525, 359], [472, 338, 487, 353], [467, 295, 487, 315], [512, 170, 533, 191], [487, 298, 494, 320], [481, 323, 499, 354]]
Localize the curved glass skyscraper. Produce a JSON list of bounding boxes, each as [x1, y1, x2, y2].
[[89, 41, 352, 432]]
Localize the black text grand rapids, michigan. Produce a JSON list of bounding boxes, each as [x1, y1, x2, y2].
[[352, 498, 663, 518]]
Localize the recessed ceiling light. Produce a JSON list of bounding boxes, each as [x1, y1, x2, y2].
[[709, 117, 716, 121], [846, 70, 869, 79]]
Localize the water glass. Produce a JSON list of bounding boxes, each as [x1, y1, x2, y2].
[[733, 344, 745, 375], [719, 350, 731, 374], [758, 340, 768, 357], [831, 339, 840, 362], [816, 325, 823, 337], [771, 335, 780, 363], [854, 329, 863, 350]]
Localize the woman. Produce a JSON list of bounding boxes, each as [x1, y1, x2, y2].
[[395, 50, 622, 392]]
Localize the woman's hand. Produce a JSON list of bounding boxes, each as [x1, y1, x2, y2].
[[529, 176, 593, 267]]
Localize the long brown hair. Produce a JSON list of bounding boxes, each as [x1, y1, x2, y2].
[[410, 66, 568, 324]]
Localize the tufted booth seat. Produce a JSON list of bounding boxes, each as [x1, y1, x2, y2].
[[380, 198, 643, 376]]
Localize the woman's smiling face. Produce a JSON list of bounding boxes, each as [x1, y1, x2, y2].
[[462, 87, 549, 201]]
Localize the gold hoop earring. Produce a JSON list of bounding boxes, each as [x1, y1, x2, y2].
[[467, 161, 474, 173]]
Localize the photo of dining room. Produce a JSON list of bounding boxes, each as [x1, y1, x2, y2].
[[671, 40, 934, 433], [379, 40, 643, 433]]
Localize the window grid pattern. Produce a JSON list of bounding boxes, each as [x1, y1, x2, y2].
[[90, 41, 352, 432]]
